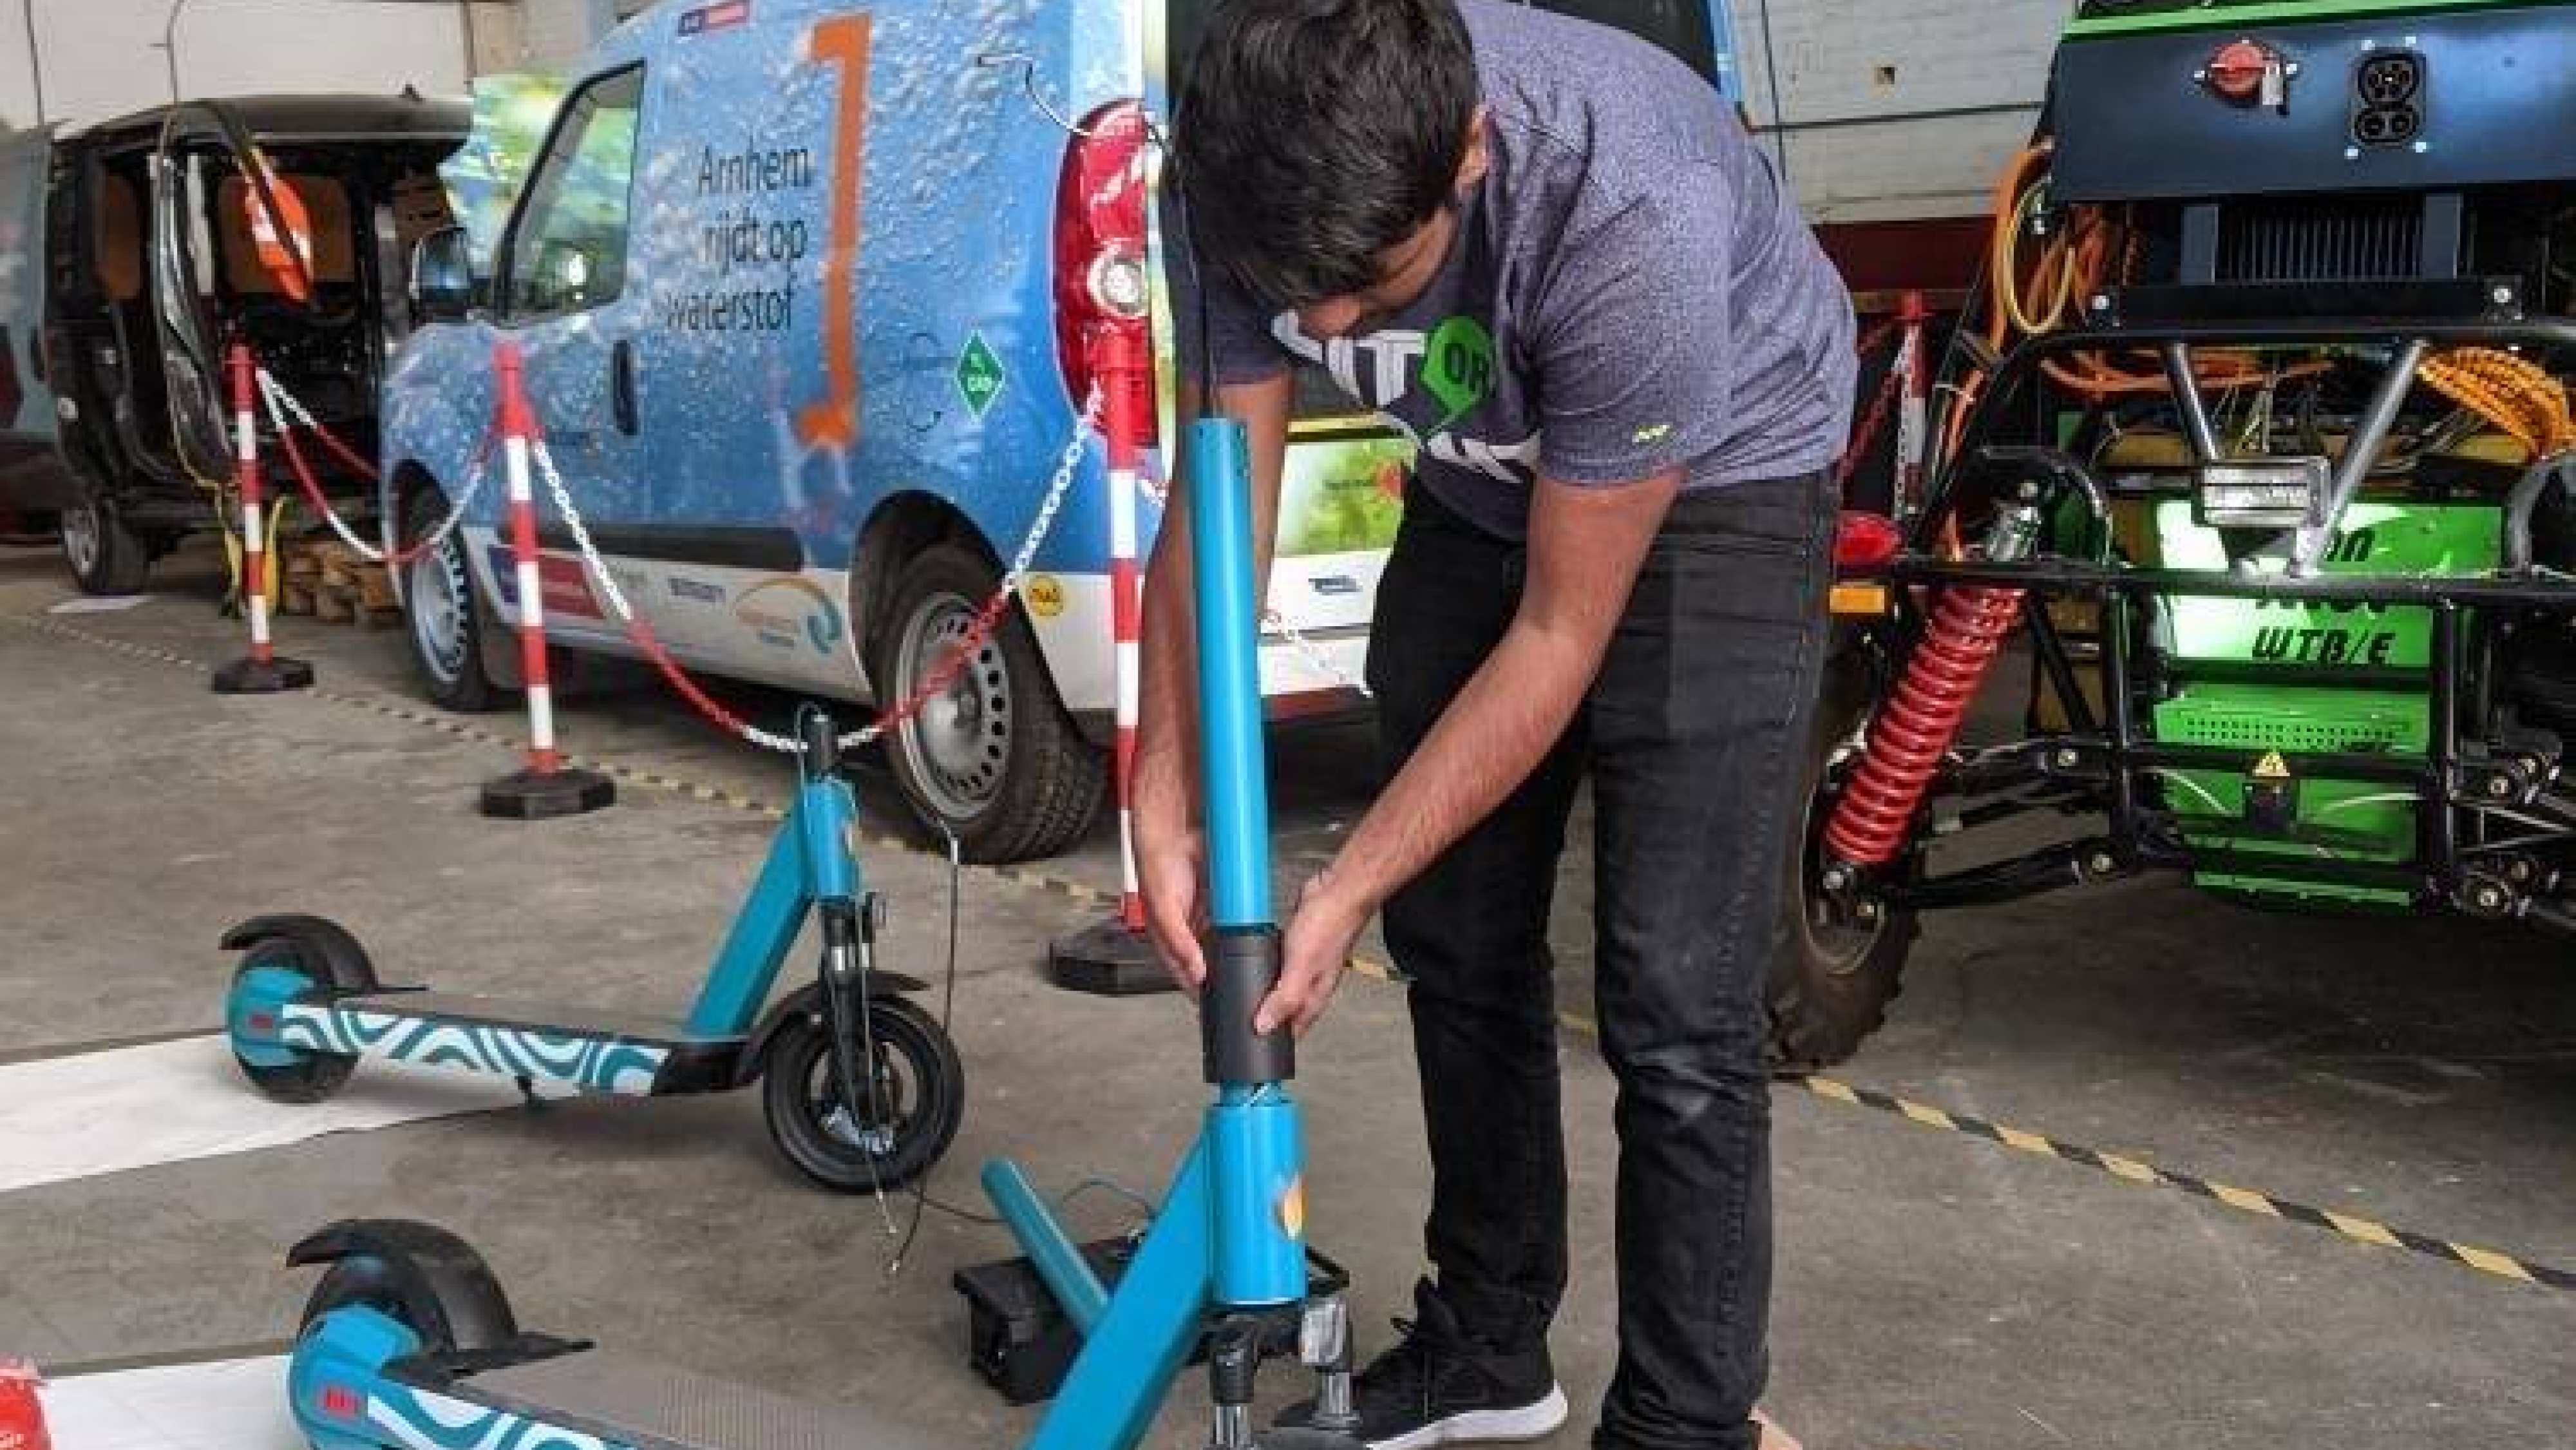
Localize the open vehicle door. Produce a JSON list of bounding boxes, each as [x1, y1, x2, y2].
[[148, 101, 313, 488]]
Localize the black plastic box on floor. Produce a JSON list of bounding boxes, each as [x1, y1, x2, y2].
[[953, 1239, 1349, 1405]]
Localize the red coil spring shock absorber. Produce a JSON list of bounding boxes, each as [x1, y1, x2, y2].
[[1823, 508, 2045, 867]]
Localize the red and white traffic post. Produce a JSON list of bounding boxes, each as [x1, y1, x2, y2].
[[1894, 290, 1931, 521], [211, 342, 315, 694], [1050, 320, 1169, 993], [478, 341, 614, 820], [0, 1358, 50, 1450]]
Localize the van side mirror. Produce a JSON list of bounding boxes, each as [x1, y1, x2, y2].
[[409, 225, 475, 323]]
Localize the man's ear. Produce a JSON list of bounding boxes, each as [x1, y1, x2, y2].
[[1454, 105, 1492, 195]]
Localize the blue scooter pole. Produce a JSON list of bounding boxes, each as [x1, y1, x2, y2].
[[995, 412, 1315, 1450], [1186, 417, 1308, 1310]]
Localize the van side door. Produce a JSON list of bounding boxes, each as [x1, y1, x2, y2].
[[490, 63, 650, 591]]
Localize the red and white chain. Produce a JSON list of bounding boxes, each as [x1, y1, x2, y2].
[[256, 368, 488, 564], [529, 386, 1101, 755]]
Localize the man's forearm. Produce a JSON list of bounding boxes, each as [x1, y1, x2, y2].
[[1134, 520, 1200, 819]]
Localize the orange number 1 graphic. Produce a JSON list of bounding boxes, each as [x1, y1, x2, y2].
[[796, 13, 871, 450]]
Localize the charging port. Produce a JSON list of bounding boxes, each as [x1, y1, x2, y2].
[[2357, 52, 2422, 106]]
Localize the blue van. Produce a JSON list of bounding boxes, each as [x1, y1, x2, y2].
[[380, 0, 1741, 861]]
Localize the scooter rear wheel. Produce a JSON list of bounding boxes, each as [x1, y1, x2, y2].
[[761, 996, 964, 1193], [229, 940, 357, 1104]]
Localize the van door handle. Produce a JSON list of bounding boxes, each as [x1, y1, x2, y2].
[[611, 340, 638, 436]]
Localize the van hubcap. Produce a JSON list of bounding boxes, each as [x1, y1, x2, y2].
[[894, 593, 1010, 823], [408, 531, 471, 684]]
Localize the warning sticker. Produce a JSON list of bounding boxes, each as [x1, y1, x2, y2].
[[956, 331, 1005, 419]]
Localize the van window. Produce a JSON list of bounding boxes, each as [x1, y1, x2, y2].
[[504, 66, 645, 318]]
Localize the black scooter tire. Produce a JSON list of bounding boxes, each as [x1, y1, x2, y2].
[[231, 940, 357, 1104], [760, 995, 964, 1193]]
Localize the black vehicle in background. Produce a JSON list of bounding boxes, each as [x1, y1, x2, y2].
[[0, 94, 466, 592]]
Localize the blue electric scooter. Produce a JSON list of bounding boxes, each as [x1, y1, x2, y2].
[[222, 709, 965, 1193], [272, 416, 1363, 1450]]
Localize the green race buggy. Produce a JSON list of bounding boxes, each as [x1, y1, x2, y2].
[[1768, 0, 2576, 1067]]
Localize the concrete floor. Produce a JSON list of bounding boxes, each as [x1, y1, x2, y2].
[[0, 539, 2569, 1449]]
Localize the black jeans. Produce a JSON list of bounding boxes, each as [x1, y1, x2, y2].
[[1365, 473, 1836, 1450]]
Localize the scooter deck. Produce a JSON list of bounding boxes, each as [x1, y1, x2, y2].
[[337, 993, 715, 1047], [299, 993, 749, 1094], [445, 1348, 958, 1450]]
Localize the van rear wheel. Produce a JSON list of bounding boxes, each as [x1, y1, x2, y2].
[[875, 544, 1103, 863]]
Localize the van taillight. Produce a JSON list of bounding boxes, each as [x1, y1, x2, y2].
[[1053, 99, 1153, 444]]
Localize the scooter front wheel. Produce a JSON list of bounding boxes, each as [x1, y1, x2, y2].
[[760, 996, 964, 1193]]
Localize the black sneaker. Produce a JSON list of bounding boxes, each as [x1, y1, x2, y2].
[[1278, 1280, 1569, 1450]]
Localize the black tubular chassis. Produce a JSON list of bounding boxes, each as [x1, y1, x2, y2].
[[1826, 307, 2576, 939]]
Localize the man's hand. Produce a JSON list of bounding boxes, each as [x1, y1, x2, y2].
[[1257, 869, 1370, 1036], [1137, 806, 1210, 992]]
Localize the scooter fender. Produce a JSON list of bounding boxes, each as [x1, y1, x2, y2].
[[219, 914, 380, 993], [735, 973, 930, 1087], [287, 1218, 520, 1354]]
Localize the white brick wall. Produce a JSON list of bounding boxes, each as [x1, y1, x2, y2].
[[0, 0, 472, 131], [1728, 0, 2070, 221]]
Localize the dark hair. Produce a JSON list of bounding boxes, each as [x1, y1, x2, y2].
[[1175, 0, 1478, 310]]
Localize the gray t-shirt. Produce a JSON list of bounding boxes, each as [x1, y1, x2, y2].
[[1176, 0, 1858, 539]]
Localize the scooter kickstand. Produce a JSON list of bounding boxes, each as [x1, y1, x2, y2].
[[515, 1074, 545, 1111], [1298, 1295, 1361, 1439]]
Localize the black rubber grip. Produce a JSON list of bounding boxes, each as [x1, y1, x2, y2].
[[1202, 926, 1294, 1085]]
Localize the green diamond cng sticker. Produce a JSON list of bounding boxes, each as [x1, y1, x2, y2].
[[956, 331, 1005, 419]]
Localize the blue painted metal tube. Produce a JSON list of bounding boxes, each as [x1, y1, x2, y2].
[[1209, 1089, 1307, 1306], [800, 775, 858, 902], [1027, 1141, 1215, 1450], [1187, 418, 1273, 930], [681, 799, 811, 1038], [985, 1158, 1110, 1335]]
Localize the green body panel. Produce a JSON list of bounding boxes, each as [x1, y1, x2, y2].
[[2140, 499, 2503, 903], [2064, 0, 2566, 42]]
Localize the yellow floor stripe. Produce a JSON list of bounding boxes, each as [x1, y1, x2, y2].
[[2323, 1211, 2402, 1249], [1996, 1125, 2057, 1156], [2453, 1245, 2537, 1283], [2097, 1152, 2162, 1184], [2209, 1183, 2280, 1217]]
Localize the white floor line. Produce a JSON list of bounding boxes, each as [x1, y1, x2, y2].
[[0, 1035, 569, 1196], [38, 1357, 298, 1450]]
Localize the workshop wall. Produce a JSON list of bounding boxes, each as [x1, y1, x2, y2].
[[0, 0, 471, 130], [1725, 0, 2065, 223]]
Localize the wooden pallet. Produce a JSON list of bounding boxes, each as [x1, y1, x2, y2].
[[276, 535, 399, 627]]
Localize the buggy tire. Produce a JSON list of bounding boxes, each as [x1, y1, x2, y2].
[[873, 543, 1104, 863], [1766, 651, 1920, 1072], [60, 484, 152, 595], [400, 482, 501, 714]]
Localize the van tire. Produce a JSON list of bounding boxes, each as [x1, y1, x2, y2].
[[874, 544, 1103, 863], [61, 486, 152, 595], [399, 484, 501, 713]]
